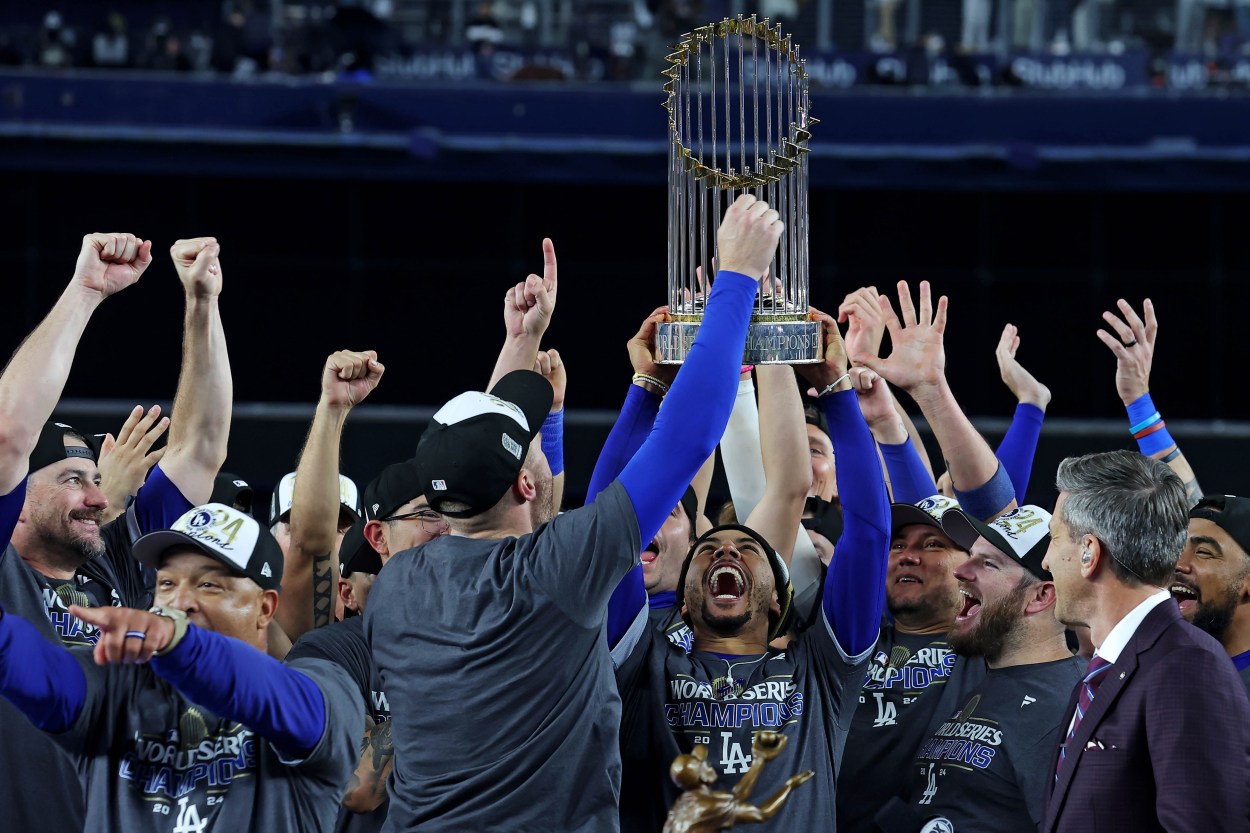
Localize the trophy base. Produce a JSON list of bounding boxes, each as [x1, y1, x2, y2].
[[656, 319, 822, 365]]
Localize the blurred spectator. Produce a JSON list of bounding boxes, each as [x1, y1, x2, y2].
[[138, 19, 193, 72], [871, 0, 905, 51], [467, 2, 505, 55], [38, 11, 78, 68], [961, 0, 993, 51], [91, 12, 129, 69]]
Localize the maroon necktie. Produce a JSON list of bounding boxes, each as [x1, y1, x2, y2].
[[1056, 655, 1112, 778]]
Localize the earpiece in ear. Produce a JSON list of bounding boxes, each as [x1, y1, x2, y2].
[[1081, 550, 1092, 565]]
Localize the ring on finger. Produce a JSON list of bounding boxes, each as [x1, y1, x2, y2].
[[124, 630, 147, 640], [1123, 339, 1138, 348]]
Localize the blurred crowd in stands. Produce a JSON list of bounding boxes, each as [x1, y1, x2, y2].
[[0, 0, 1247, 83]]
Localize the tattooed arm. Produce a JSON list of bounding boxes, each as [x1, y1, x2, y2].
[[343, 717, 393, 813]]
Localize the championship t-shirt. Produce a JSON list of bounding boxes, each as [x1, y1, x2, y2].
[[897, 656, 1085, 832], [364, 480, 641, 833], [0, 467, 191, 833], [289, 618, 391, 833], [616, 611, 871, 833], [836, 627, 985, 833], [55, 651, 361, 833]]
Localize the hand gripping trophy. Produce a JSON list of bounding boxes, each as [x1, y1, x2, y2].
[[658, 16, 819, 365], [662, 731, 814, 833]]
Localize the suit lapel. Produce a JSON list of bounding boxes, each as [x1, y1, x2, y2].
[[1045, 601, 1179, 830]]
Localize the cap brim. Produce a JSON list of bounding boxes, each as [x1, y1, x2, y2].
[[133, 529, 244, 576], [891, 504, 945, 534], [489, 370, 553, 440], [941, 508, 1049, 578]]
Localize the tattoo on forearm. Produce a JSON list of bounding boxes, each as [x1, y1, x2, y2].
[[368, 721, 394, 772], [1184, 479, 1203, 507], [312, 550, 333, 628]]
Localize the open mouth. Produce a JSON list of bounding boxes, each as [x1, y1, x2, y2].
[[894, 574, 922, 587], [706, 562, 747, 603], [1171, 581, 1198, 615], [956, 588, 981, 621], [641, 538, 660, 565]]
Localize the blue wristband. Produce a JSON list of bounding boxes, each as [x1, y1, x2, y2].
[[1126, 393, 1157, 429], [1137, 427, 1176, 457], [953, 462, 1016, 521], [541, 410, 565, 476]]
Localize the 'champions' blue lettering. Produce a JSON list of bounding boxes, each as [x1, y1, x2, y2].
[[663, 690, 805, 729], [118, 729, 257, 799], [915, 737, 997, 770]]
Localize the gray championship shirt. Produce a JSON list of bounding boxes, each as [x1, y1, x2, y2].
[[616, 609, 872, 833], [53, 651, 362, 833], [887, 655, 1085, 833], [837, 627, 985, 833], [364, 480, 641, 833]]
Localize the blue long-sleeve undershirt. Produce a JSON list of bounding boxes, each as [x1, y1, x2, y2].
[[820, 390, 891, 658], [607, 270, 759, 647], [879, 438, 939, 504], [585, 384, 661, 505], [995, 402, 1044, 503], [0, 610, 326, 759]]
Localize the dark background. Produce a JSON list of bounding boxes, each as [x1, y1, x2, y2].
[[5, 170, 1245, 509]]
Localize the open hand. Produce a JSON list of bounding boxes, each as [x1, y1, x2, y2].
[[98, 405, 169, 504], [853, 280, 947, 394], [839, 286, 886, 365], [996, 323, 1051, 409], [1096, 298, 1156, 406]]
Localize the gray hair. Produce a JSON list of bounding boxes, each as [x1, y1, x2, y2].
[[1054, 450, 1188, 587]]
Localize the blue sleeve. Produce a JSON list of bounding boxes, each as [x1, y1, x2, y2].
[[878, 438, 938, 503], [618, 271, 757, 546], [0, 610, 86, 733], [820, 391, 891, 658], [0, 478, 26, 552], [606, 270, 758, 649], [132, 465, 194, 535], [541, 410, 565, 478], [995, 403, 1044, 502], [151, 624, 326, 759], [585, 384, 661, 504]]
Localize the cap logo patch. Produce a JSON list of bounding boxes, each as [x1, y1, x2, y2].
[[432, 479, 447, 491], [502, 433, 523, 460], [232, 479, 248, 488], [179, 507, 246, 548], [916, 494, 959, 522], [991, 507, 1047, 540], [260, 562, 272, 578]]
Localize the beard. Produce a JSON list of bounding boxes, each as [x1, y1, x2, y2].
[[529, 470, 556, 527], [32, 508, 106, 571], [1192, 589, 1240, 642], [947, 581, 1030, 664], [888, 583, 964, 624], [695, 580, 773, 637]]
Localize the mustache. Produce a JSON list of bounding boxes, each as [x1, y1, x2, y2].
[[68, 509, 105, 524]]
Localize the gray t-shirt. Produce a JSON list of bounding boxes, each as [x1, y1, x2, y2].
[[53, 651, 361, 833], [894, 655, 1086, 832], [0, 492, 166, 833], [363, 480, 641, 833], [616, 611, 871, 833], [837, 627, 985, 833]]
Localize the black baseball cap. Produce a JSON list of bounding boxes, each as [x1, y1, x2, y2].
[[339, 518, 380, 576], [675, 523, 794, 641], [1190, 496, 1250, 561], [29, 421, 99, 474], [891, 494, 962, 536], [678, 486, 699, 527], [415, 370, 553, 518], [363, 458, 425, 522], [211, 472, 254, 516], [133, 503, 284, 591], [941, 505, 1053, 580]]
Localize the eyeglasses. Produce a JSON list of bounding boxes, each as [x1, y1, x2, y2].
[[382, 509, 448, 534]]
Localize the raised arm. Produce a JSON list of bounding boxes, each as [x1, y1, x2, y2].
[[1097, 298, 1202, 506], [282, 350, 384, 641], [994, 323, 1050, 502], [95, 405, 169, 526], [0, 233, 151, 494], [856, 281, 1015, 521], [799, 316, 892, 656], [488, 237, 557, 389], [857, 367, 939, 504], [585, 307, 673, 503], [533, 348, 567, 514], [158, 238, 231, 506], [609, 195, 783, 650]]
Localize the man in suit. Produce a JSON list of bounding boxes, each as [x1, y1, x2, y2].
[[1040, 450, 1250, 833]]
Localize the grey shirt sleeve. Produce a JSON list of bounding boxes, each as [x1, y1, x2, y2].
[[279, 656, 364, 789]]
